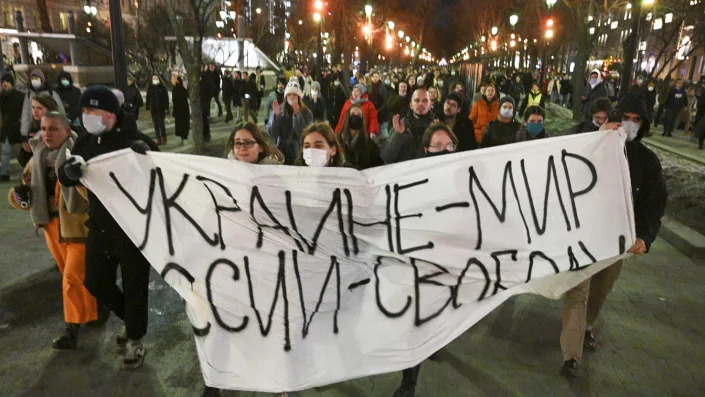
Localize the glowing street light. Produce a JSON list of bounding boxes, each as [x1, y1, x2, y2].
[[313, 12, 321, 22], [545, 29, 554, 39], [491, 26, 498, 35], [398, 30, 404, 39], [364, 4, 373, 17], [255, 7, 262, 14], [405, 36, 410, 42], [298, 19, 303, 25], [363, 24, 371, 35], [546, 0, 557, 9], [509, 14, 519, 27], [388, 21, 395, 30], [314, 0, 323, 10], [546, 18, 554, 27]]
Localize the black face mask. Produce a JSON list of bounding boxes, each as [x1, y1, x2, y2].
[[349, 115, 363, 130], [425, 150, 452, 157]]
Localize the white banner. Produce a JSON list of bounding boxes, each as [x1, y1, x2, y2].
[[81, 130, 634, 392]]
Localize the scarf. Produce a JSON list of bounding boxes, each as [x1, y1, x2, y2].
[[28, 132, 84, 225], [351, 97, 369, 105]]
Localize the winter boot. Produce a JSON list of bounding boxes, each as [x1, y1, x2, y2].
[[123, 339, 146, 369], [52, 323, 79, 350], [393, 365, 420, 397], [560, 359, 579, 378]]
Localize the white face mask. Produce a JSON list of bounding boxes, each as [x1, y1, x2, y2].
[[152, 78, 159, 85], [311, 89, 319, 97], [500, 107, 513, 118], [648, 86, 654, 92], [31, 78, 42, 89], [287, 98, 297, 107], [622, 120, 640, 142], [82, 113, 106, 135], [303, 148, 328, 167]]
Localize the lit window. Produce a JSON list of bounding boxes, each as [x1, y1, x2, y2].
[[653, 18, 662, 30], [665, 13, 673, 23], [611, 21, 618, 29]]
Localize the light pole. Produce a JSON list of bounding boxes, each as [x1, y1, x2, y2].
[[363, 4, 373, 74], [540, 18, 554, 87], [108, 0, 127, 91], [313, 2, 323, 81]]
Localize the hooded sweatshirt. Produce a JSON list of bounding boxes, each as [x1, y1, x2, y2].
[[56, 71, 82, 121], [21, 69, 65, 136]]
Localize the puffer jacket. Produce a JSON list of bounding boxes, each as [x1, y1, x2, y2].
[[469, 96, 499, 143]]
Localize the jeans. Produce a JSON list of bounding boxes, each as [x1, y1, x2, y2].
[[152, 113, 166, 139], [1, 137, 10, 176]]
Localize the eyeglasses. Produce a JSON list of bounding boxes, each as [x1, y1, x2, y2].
[[428, 143, 456, 152], [622, 114, 641, 123], [234, 140, 257, 149]]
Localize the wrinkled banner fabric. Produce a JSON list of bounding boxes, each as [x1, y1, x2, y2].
[[80, 130, 634, 392]]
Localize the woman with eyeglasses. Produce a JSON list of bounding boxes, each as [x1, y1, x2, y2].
[[338, 105, 384, 170], [225, 122, 281, 165], [392, 121, 458, 397]]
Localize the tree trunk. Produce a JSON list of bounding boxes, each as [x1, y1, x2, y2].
[[36, 0, 53, 32], [620, 0, 641, 100], [571, 22, 591, 122]]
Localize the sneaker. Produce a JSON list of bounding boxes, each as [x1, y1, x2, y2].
[[560, 359, 579, 378], [116, 323, 128, 347], [584, 329, 597, 351], [123, 339, 146, 369], [52, 323, 79, 350], [201, 386, 220, 397]]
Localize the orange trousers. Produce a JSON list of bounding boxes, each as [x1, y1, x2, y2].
[[43, 218, 97, 324]]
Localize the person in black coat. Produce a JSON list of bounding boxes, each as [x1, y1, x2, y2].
[[123, 76, 144, 120], [559, 91, 667, 378], [221, 69, 234, 122], [56, 71, 82, 124], [303, 81, 327, 122], [582, 69, 609, 121], [569, 97, 613, 134], [325, 76, 347, 128], [58, 86, 159, 370], [0, 73, 25, 180], [442, 92, 476, 152], [171, 74, 190, 143], [242, 73, 259, 123], [232, 71, 243, 122], [480, 96, 521, 148], [207, 63, 222, 117], [146, 74, 169, 145], [338, 104, 384, 170]]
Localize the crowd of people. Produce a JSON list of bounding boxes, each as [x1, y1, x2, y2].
[[0, 61, 669, 397]]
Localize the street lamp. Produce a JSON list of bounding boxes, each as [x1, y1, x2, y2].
[[546, 0, 557, 10], [313, 12, 321, 22], [365, 4, 373, 17], [314, 0, 323, 10], [510, 14, 519, 27], [255, 7, 261, 14], [388, 21, 395, 30], [398, 30, 404, 39], [491, 26, 498, 35]]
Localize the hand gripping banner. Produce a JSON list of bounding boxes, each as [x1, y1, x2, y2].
[[80, 130, 634, 392]]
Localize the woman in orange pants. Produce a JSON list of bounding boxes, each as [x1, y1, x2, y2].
[[9, 111, 96, 349]]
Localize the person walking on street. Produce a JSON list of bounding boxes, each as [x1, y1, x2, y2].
[[662, 79, 688, 137], [124, 76, 143, 120], [171, 74, 190, 145], [232, 71, 243, 123], [270, 78, 313, 164], [581, 69, 608, 121], [208, 63, 223, 118], [18, 94, 61, 168], [222, 69, 234, 123], [0, 73, 24, 181], [55, 71, 82, 125], [654, 78, 673, 127], [9, 112, 97, 349], [559, 92, 667, 378], [58, 86, 159, 370], [469, 84, 499, 143], [145, 74, 169, 145], [242, 73, 260, 123]]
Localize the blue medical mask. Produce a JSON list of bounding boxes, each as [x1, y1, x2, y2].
[[526, 122, 544, 136]]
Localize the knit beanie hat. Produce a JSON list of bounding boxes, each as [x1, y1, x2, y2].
[[353, 83, 367, 95], [284, 77, 303, 98], [499, 95, 516, 108], [29, 69, 46, 83], [79, 85, 121, 115], [311, 81, 321, 91]]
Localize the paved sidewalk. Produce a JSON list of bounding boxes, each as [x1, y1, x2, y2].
[[0, 238, 703, 396], [643, 125, 705, 166]]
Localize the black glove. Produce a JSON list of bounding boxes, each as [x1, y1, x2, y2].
[[13, 185, 32, 208], [131, 140, 151, 155], [62, 154, 86, 181]]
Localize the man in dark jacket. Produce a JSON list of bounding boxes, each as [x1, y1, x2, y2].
[[382, 88, 436, 164], [443, 92, 476, 151], [56, 71, 82, 124], [654, 78, 673, 127], [325, 76, 347, 128], [208, 63, 222, 117], [480, 96, 521, 148], [200, 72, 215, 142], [662, 79, 688, 137], [0, 73, 24, 181], [58, 86, 159, 370], [123, 76, 143, 120], [367, 70, 388, 138], [145, 74, 169, 145], [221, 69, 234, 122], [582, 69, 609, 121], [569, 97, 613, 134], [560, 91, 667, 378]]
